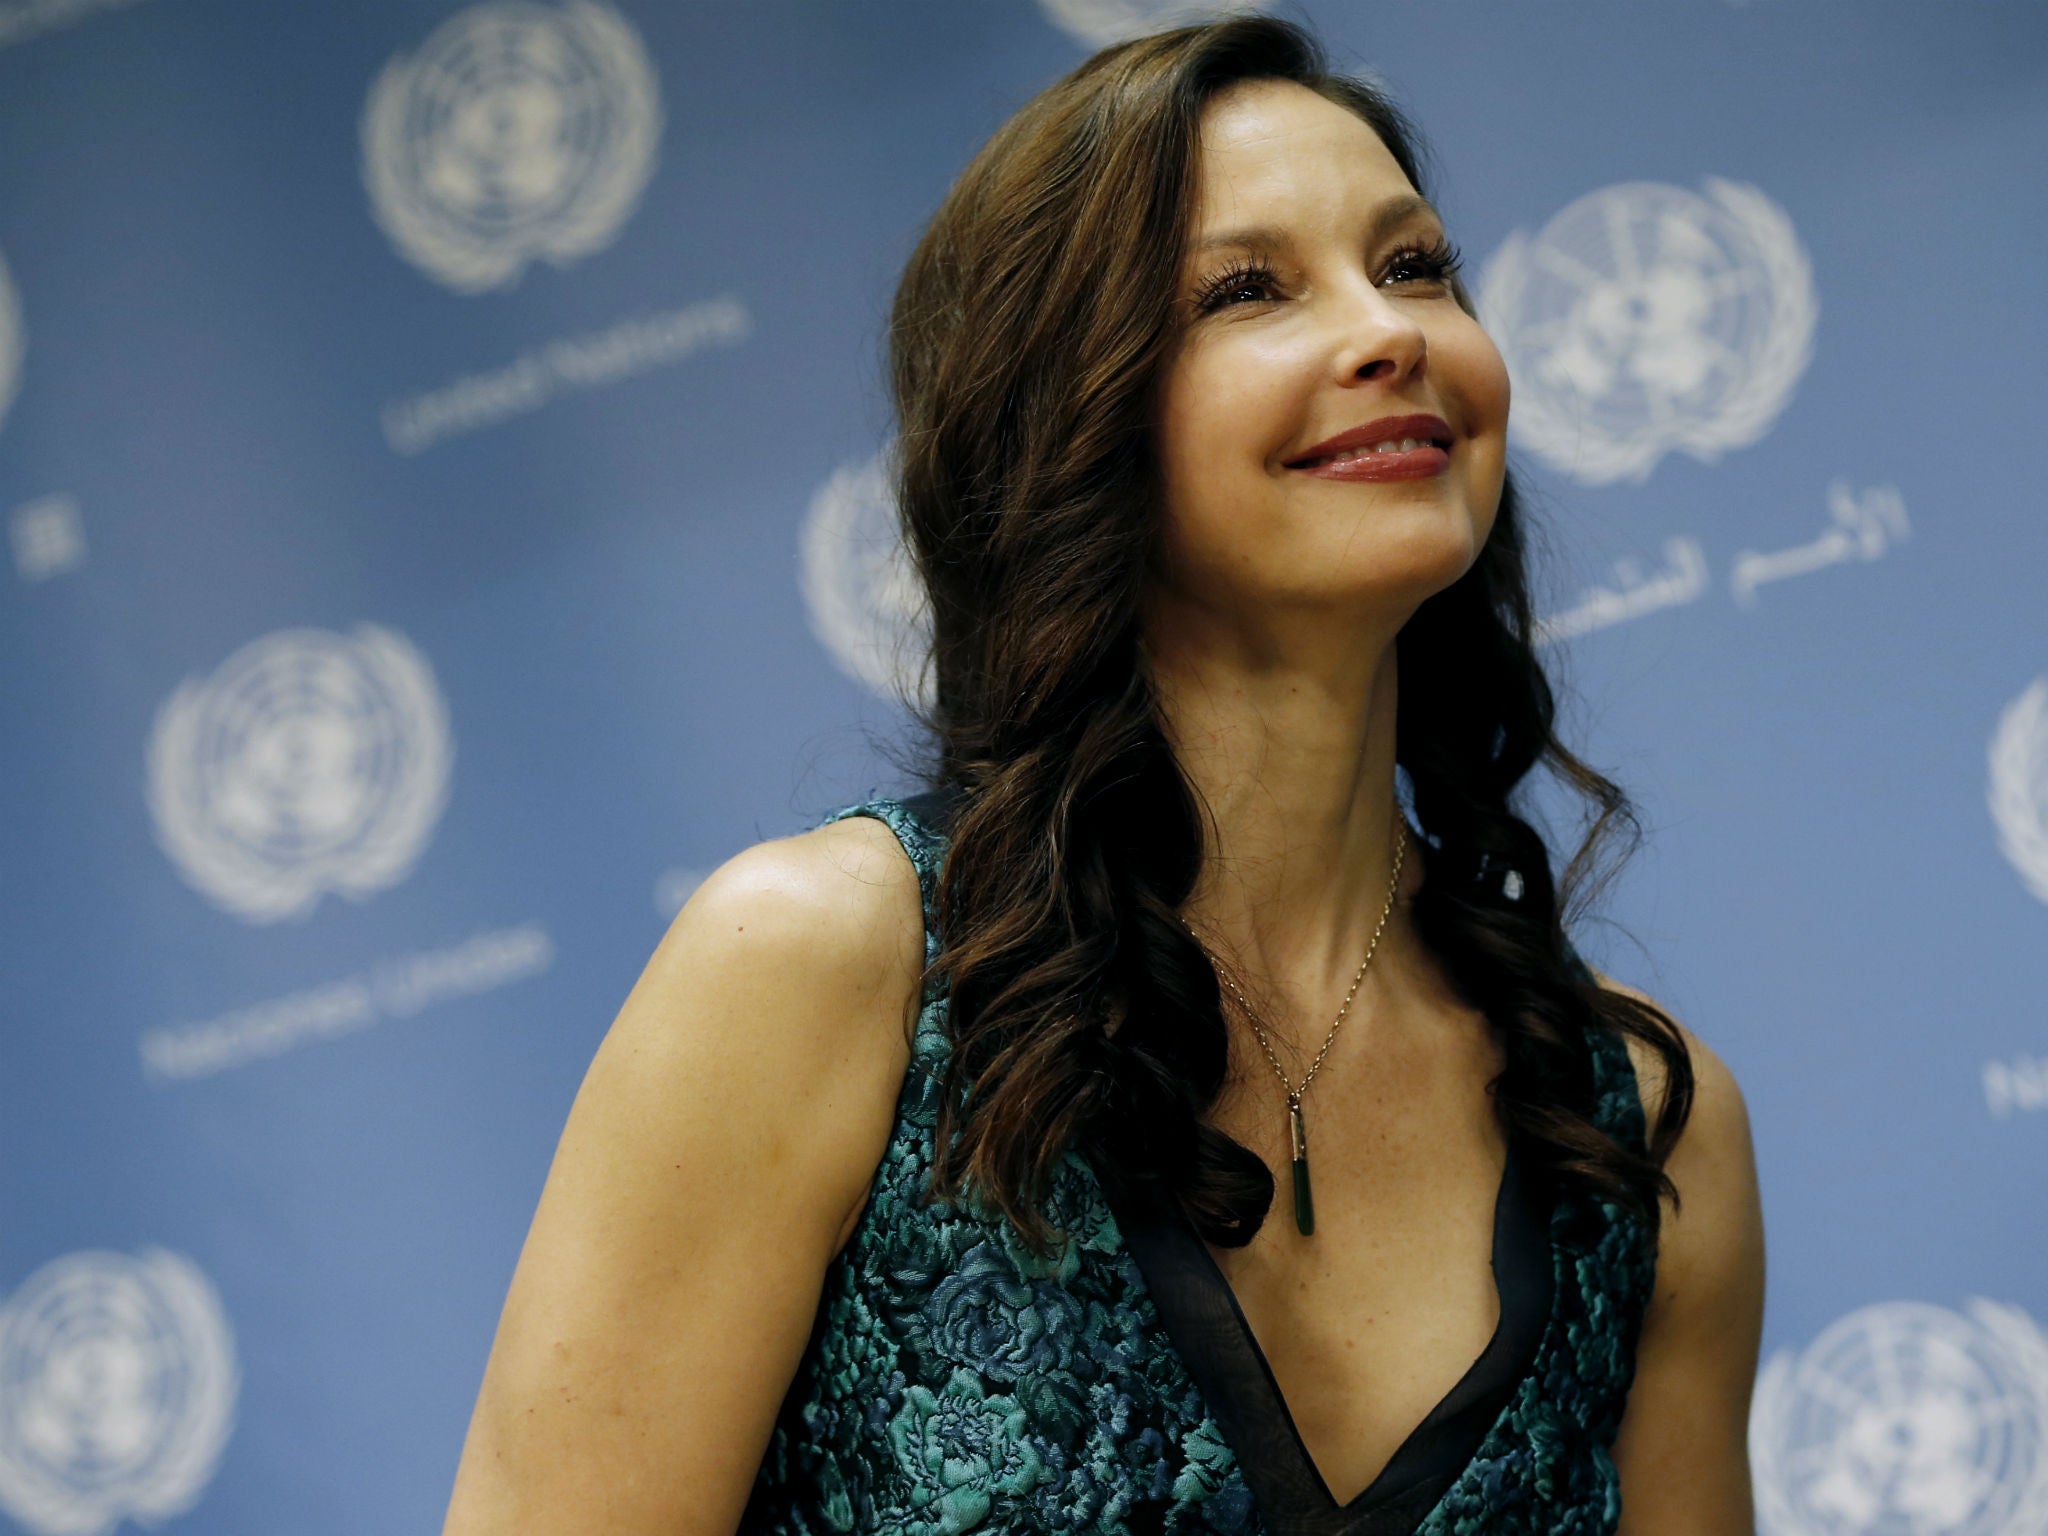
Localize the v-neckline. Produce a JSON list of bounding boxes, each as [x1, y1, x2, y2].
[[1103, 1129, 1560, 1534], [866, 789, 1569, 1531]]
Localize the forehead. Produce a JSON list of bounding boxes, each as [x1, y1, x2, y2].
[[1188, 78, 1416, 232]]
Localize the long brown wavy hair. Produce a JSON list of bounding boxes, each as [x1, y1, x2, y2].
[[875, 13, 1694, 1260]]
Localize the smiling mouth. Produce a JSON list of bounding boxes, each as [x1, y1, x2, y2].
[[1287, 435, 1454, 470]]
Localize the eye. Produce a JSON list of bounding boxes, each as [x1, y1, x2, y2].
[[1380, 234, 1465, 289], [1192, 259, 1280, 314]]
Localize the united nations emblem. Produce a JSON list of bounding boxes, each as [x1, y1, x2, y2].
[[1474, 177, 1817, 486], [1752, 1298, 2048, 1535], [0, 1249, 237, 1536], [361, 0, 662, 293], [146, 624, 454, 924], [799, 449, 933, 711], [1038, 0, 1269, 47], [0, 244, 22, 435], [1989, 677, 2048, 906]]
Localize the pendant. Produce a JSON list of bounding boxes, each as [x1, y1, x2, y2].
[[1288, 1096, 1314, 1235]]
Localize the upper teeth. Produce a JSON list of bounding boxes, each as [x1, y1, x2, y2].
[[1313, 437, 1434, 465]]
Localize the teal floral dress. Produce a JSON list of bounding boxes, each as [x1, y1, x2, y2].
[[738, 795, 1657, 1535]]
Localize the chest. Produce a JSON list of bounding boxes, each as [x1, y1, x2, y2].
[[1197, 1007, 1513, 1508]]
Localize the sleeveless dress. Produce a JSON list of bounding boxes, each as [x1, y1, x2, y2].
[[738, 790, 1657, 1536]]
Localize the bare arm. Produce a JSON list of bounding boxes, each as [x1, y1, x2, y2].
[[442, 815, 926, 1536], [1600, 971, 1768, 1536]]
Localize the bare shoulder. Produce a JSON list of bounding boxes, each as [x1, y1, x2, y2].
[[644, 813, 930, 1209], [1590, 981, 1768, 1532], [1586, 964, 1765, 1327], [1586, 967, 1738, 1147], [440, 813, 929, 1534], [637, 808, 930, 1178], [673, 811, 929, 1005], [611, 814, 931, 1136]]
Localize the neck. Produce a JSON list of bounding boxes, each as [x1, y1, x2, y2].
[[1146, 622, 1426, 1039]]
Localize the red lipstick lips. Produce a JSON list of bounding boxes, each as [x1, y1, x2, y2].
[[1286, 413, 1454, 482]]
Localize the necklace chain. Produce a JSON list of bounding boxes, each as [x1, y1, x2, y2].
[[1179, 817, 1409, 1110]]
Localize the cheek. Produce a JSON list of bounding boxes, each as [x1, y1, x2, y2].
[[1474, 350, 1513, 495], [1473, 339, 1511, 422], [1154, 360, 1281, 584], [1157, 336, 1308, 484], [1447, 321, 1512, 428]]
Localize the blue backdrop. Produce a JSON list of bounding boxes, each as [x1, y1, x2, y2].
[[1, 2, 2043, 1531]]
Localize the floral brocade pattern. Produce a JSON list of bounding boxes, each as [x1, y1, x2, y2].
[[737, 798, 1657, 1536]]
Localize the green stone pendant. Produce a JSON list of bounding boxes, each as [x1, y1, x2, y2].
[[1288, 1097, 1314, 1235]]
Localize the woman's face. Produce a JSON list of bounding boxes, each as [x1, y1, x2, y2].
[[1148, 79, 1510, 635]]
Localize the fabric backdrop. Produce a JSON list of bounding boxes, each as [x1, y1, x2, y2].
[[0, 2, 2042, 1531]]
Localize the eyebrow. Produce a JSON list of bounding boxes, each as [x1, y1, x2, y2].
[[1190, 192, 1443, 257]]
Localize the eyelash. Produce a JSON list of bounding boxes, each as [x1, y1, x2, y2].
[[1192, 234, 1466, 314]]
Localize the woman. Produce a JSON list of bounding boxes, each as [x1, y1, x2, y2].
[[444, 15, 1765, 1535]]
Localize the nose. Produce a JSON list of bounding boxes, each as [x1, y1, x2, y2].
[[1326, 278, 1428, 386]]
